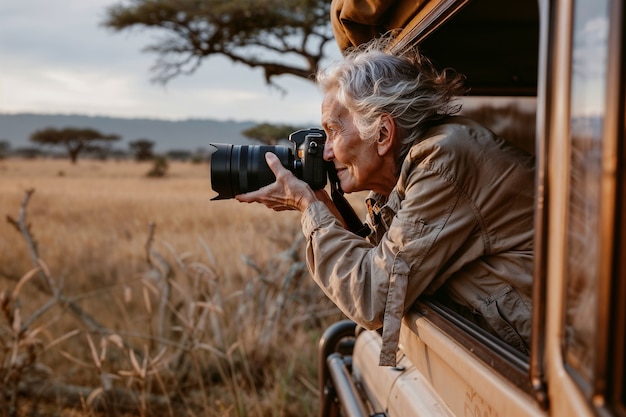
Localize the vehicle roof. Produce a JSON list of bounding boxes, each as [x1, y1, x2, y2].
[[332, 0, 539, 96]]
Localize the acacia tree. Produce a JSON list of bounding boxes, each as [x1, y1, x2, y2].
[[102, 0, 333, 89], [242, 123, 304, 145], [30, 127, 120, 163], [129, 138, 155, 161]]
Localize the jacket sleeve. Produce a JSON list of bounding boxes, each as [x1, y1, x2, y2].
[[300, 161, 481, 365]]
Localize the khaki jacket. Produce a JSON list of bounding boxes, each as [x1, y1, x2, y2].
[[301, 117, 535, 366]]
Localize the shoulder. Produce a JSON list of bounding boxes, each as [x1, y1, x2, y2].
[[407, 116, 492, 160], [403, 116, 534, 175], [398, 116, 485, 181]]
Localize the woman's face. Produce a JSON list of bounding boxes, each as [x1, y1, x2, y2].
[[321, 88, 386, 194]]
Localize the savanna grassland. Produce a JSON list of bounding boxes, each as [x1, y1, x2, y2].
[[0, 158, 346, 417]]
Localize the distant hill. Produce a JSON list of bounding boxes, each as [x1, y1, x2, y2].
[[0, 113, 261, 152]]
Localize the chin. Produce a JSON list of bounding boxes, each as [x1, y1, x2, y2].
[[339, 183, 358, 194], [338, 176, 360, 194]]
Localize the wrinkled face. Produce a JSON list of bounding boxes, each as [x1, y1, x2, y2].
[[321, 88, 382, 194]]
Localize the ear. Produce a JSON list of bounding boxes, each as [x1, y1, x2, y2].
[[376, 113, 396, 157]]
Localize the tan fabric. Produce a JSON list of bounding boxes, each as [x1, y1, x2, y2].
[[301, 117, 535, 366], [331, 0, 426, 51]]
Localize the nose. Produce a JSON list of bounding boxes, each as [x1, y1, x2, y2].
[[323, 140, 334, 161]]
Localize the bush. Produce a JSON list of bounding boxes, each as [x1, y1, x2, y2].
[[147, 156, 169, 177]]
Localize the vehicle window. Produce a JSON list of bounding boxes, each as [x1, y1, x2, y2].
[[564, 0, 611, 387]]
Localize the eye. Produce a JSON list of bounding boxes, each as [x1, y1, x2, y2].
[[323, 120, 341, 139]]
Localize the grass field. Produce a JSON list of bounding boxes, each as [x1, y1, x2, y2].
[[0, 158, 345, 416]]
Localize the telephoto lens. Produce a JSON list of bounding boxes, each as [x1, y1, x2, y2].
[[208, 144, 293, 200]]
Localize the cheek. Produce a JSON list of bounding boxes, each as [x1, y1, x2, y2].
[[337, 137, 363, 162], [353, 160, 374, 180], [349, 150, 377, 179]]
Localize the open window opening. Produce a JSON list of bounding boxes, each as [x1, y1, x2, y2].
[[391, 0, 541, 395]]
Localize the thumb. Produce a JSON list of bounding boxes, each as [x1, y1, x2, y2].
[[265, 152, 285, 174]]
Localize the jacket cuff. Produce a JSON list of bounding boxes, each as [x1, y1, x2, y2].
[[301, 201, 337, 238]]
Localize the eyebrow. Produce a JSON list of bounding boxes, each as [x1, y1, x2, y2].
[[322, 116, 341, 130]]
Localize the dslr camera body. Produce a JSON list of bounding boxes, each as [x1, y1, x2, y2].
[[209, 128, 329, 200]]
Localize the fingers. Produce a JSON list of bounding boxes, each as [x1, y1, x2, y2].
[[235, 186, 268, 203], [234, 177, 288, 208], [235, 186, 297, 211]]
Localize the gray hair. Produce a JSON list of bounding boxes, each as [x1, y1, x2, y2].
[[316, 35, 466, 164]]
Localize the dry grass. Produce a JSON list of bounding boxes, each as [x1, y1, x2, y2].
[[0, 158, 344, 417], [1, 159, 298, 280]]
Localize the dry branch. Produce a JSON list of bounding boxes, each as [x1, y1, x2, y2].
[[6, 189, 51, 293], [5, 189, 139, 352]]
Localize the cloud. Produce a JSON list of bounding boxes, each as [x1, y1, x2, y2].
[[3, 67, 140, 114], [0, 0, 328, 124]]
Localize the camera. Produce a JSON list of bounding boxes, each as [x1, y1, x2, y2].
[[209, 128, 329, 200]]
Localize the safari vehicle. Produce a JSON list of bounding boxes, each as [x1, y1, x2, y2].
[[318, 0, 625, 416]]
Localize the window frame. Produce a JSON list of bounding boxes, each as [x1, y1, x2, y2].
[[557, 1, 626, 414], [601, 0, 625, 414]]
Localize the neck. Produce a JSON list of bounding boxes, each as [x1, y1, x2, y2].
[[372, 157, 399, 197]]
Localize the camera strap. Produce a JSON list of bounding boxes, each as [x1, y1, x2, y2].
[[327, 167, 371, 238]]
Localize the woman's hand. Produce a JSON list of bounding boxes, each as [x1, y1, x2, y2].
[[235, 152, 318, 212]]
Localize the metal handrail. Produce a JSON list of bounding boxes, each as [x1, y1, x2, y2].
[[326, 353, 369, 417], [318, 320, 358, 417]]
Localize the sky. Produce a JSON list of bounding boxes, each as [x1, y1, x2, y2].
[[0, 0, 341, 125]]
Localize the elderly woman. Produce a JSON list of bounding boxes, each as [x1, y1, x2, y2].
[[236, 37, 535, 366]]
